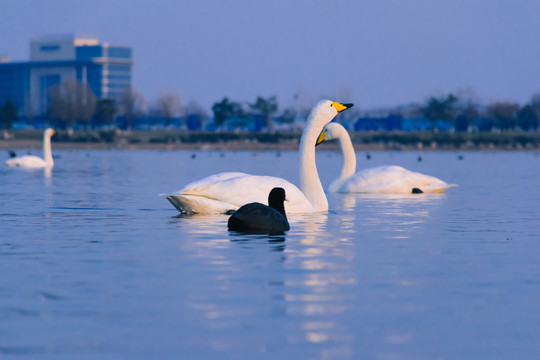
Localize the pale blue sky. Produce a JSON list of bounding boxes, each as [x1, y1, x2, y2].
[[2, 0, 539, 111]]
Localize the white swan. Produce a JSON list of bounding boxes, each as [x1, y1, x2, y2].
[[316, 122, 457, 194], [165, 100, 353, 214], [5, 128, 56, 168]]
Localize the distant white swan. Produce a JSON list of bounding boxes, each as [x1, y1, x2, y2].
[[165, 100, 353, 214], [5, 128, 56, 168], [316, 122, 457, 194]]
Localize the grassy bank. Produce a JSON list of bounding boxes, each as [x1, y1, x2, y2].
[[1, 129, 540, 151]]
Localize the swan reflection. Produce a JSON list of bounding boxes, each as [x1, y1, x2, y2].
[[44, 167, 52, 186], [172, 213, 227, 233], [171, 209, 355, 350], [172, 212, 286, 246], [336, 193, 445, 240], [286, 211, 355, 348], [229, 233, 286, 253]]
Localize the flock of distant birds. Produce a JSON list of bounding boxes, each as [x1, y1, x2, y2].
[[5, 100, 457, 235]]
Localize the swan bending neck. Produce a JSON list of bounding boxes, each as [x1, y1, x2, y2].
[[326, 127, 356, 193], [337, 129, 356, 180]]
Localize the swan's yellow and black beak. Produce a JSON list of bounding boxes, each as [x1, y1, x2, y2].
[[51, 130, 56, 136], [316, 129, 327, 147], [332, 102, 354, 113]]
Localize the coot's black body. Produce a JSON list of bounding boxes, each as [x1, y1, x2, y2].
[[227, 187, 289, 234]]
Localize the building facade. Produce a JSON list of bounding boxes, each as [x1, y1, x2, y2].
[[0, 35, 133, 117]]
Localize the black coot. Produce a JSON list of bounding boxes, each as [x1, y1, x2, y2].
[[227, 187, 289, 234]]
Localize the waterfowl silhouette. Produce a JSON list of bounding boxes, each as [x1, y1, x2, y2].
[[228, 187, 289, 234]]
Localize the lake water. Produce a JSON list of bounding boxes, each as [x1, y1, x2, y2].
[[1, 148, 539, 359]]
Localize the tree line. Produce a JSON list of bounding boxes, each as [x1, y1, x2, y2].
[[1, 79, 539, 132], [417, 93, 540, 132]]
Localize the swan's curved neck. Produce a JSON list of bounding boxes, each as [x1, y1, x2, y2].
[[43, 134, 53, 167], [299, 117, 328, 211], [326, 126, 357, 192], [337, 127, 357, 178]]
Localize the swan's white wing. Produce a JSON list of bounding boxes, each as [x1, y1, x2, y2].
[[5, 155, 47, 168], [166, 172, 247, 213], [340, 165, 456, 194], [165, 193, 237, 215], [421, 183, 458, 193], [166, 172, 313, 214], [181, 174, 308, 208], [180, 172, 249, 191]]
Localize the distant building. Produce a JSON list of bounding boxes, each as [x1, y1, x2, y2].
[[0, 34, 133, 116], [354, 114, 404, 131]]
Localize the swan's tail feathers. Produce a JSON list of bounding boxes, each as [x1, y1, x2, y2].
[[164, 194, 238, 214], [420, 183, 458, 194]]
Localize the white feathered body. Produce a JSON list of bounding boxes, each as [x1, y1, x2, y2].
[[330, 165, 456, 194], [166, 172, 315, 214], [319, 122, 456, 194], [5, 155, 49, 168]]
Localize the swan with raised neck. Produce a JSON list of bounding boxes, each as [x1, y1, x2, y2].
[[42, 128, 55, 167], [5, 128, 55, 168], [299, 100, 353, 210], [164, 100, 353, 214]]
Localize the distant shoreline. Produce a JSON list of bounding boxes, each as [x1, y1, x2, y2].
[[0, 139, 307, 151], [1, 140, 537, 152], [1, 129, 539, 151]]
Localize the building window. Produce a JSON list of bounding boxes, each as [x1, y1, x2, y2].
[[107, 47, 132, 59], [109, 65, 131, 72], [108, 74, 131, 80], [40, 45, 60, 52], [76, 46, 103, 60]]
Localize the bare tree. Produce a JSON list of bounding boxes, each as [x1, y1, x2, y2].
[[517, 104, 538, 131], [183, 100, 208, 130], [250, 96, 278, 131], [530, 93, 540, 131], [291, 90, 317, 120], [48, 79, 97, 133], [421, 94, 458, 130], [487, 101, 519, 131], [120, 86, 146, 130], [23, 95, 36, 124], [0, 99, 18, 130], [276, 107, 296, 124], [94, 99, 117, 127], [212, 97, 239, 127], [156, 91, 183, 127], [454, 89, 480, 132]]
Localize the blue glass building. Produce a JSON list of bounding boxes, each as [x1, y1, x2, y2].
[[0, 35, 133, 116]]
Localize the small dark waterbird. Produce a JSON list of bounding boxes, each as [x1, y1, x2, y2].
[[227, 187, 290, 234]]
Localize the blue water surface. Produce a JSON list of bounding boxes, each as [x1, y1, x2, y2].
[[1, 149, 539, 359]]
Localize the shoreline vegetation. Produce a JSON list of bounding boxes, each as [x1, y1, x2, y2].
[[1, 129, 540, 151]]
